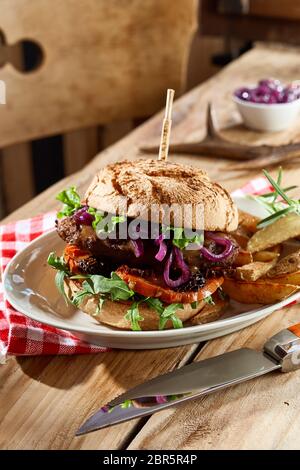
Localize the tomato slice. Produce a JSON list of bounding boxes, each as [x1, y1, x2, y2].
[[64, 244, 94, 274], [116, 265, 224, 304]]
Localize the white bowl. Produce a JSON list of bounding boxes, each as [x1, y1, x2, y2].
[[233, 94, 300, 132]]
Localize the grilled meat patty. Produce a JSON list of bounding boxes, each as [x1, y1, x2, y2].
[[56, 216, 159, 268], [56, 216, 239, 273]]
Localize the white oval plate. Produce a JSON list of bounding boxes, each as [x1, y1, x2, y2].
[[3, 197, 300, 349]]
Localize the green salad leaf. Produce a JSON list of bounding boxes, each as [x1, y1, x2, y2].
[[55, 270, 69, 304], [56, 187, 81, 218], [47, 252, 69, 272], [162, 226, 203, 250], [47, 252, 185, 331], [71, 272, 135, 306], [204, 295, 215, 306], [120, 399, 133, 409], [47, 252, 70, 303], [86, 207, 105, 230], [125, 301, 144, 331], [144, 297, 183, 330], [158, 303, 184, 330], [95, 214, 126, 234]]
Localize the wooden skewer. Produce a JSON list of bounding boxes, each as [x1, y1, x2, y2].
[[158, 88, 175, 161]]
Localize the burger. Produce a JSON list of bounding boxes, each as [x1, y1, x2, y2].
[[48, 159, 239, 330]]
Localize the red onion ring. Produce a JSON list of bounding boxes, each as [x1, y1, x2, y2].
[[155, 234, 168, 261], [156, 395, 168, 404], [163, 247, 191, 288], [200, 232, 233, 261], [131, 239, 144, 258], [73, 206, 94, 226]]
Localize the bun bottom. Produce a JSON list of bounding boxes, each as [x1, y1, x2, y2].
[[64, 278, 215, 330]]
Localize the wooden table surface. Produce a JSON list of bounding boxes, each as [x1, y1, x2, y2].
[[2, 44, 300, 450]]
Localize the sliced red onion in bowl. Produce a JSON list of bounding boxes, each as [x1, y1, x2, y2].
[[155, 234, 168, 261], [200, 232, 234, 261], [163, 247, 190, 288], [131, 239, 144, 258]]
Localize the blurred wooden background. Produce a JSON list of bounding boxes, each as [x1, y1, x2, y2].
[[1, 0, 300, 218], [0, 0, 197, 217]]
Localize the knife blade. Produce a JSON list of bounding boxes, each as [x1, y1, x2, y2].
[[76, 323, 300, 436]]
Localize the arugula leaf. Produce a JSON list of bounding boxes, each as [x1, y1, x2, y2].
[[56, 187, 81, 218], [145, 297, 164, 314], [169, 314, 184, 329], [125, 301, 144, 331], [162, 226, 203, 250], [87, 207, 105, 230], [47, 252, 71, 304], [218, 288, 227, 301], [121, 399, 133, 409], [190, 301, 198, 309], [159, 303, 183, 330], [55, 270, 69, 304], [93, 212, 126, 233], [48, 251, 184, 331], [47, 252, 69, 273], [55, 187, 126, 238], [71, 280, 107, 312], [88, 273, 135, 301], [91, 297, 106, 316], [204, 295, 215, 306], [108, 215, 126, 232], [97, 297, 105, 313], [72, 290, 91, 307], [145, 297, 184, 330], [70, 272, 135, 309]]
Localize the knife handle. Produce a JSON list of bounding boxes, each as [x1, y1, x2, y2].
[[264, 323, 300, 372], [288, 323, 300, 337]]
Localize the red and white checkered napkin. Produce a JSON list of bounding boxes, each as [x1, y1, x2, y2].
[[0, 176, 274, 358]]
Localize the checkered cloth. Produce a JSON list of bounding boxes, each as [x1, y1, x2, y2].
[[0, 212, 108, 359], [0, 177, 274, 358]]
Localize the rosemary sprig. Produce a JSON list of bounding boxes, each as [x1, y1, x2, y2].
[[262, 169, 293, 206], [259, 186, 297, 199], [253, 168, 300, 228]]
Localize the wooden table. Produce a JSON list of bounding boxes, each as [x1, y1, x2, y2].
[[2, 44, 300, 450]]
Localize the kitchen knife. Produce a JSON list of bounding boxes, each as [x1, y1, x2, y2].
[[76, 323, 300, 436]]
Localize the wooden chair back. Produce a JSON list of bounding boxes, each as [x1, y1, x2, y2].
[[0, 0, 196, 147]]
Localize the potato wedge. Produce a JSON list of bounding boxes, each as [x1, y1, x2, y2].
[[222, 278, 299, 304], [233, 249, 253, 266], [231, 227, 250, 249], [236, 260, 276, 282], [267, 249, 300, 277], [266, 272, 300, 285], [238, 210, 260, 233], [253, 250, 280, 262], [247, 213, 300, 253]]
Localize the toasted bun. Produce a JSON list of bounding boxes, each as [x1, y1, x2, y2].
[[84, 159, 238, 231], [64, 278, 206, 330]]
